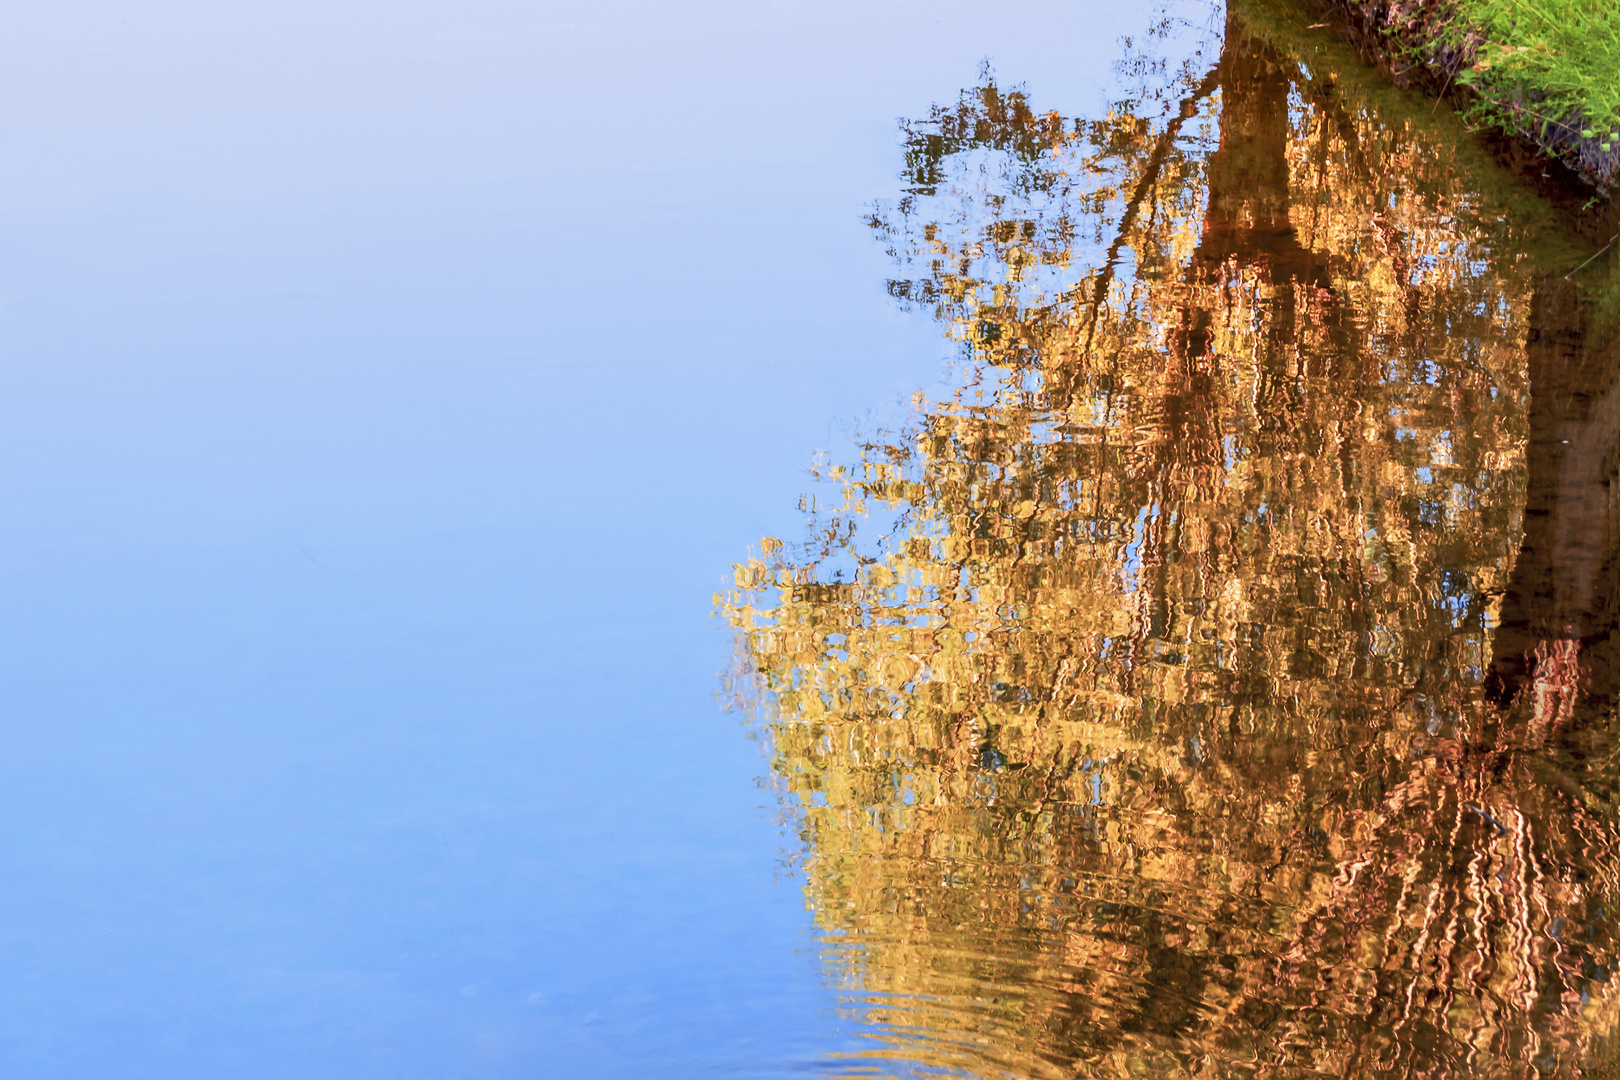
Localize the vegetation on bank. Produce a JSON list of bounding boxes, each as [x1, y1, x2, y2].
[[1452, 0, 1619, 154], [1337, 0, 1620, 194]]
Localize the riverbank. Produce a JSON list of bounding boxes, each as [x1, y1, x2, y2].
[[1302, 0, 1617, 213]]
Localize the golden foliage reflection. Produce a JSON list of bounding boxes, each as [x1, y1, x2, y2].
[[722, 5, 1620, 1076]]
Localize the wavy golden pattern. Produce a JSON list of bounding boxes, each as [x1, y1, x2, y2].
[[723, 4, 1620, 1076]]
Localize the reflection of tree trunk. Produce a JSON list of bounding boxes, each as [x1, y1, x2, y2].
[[1195, 12, 1331, 289], [1185, 11, 1339, 404], [1167, 10, 1311, 448], [1141, 15, 1327, 696], [1486, 281, 1620, 729], [1201, 14, 1292, 255], [1146, 14, 1336, 632]]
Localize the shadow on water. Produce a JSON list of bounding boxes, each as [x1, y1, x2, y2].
[[721, 0, 1620, 1075]]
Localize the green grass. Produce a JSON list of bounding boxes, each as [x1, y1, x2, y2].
[[1450, 0, 1620, 150]]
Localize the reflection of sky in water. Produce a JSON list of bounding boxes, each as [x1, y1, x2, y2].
[[0, 0, 1225, 1076]]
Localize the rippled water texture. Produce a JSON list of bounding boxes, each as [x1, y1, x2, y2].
[[723, 3, 1620, 1076]]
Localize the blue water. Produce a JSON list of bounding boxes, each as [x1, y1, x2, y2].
[[0, 2, 1202, 1074]]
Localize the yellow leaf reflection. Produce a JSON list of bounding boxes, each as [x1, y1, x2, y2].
[[723, 4, 1620, 1077]]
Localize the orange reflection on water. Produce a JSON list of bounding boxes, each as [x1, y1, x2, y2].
[[723, 2, 1620, 1076]]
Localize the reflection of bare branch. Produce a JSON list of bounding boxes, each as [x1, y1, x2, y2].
[[1077, 64, 1223, 357]]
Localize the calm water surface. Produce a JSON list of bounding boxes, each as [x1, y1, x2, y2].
[[2, 0, 1616, 1077], [0, 0, 1193, 1077], [724, 3, 1620, 1077]]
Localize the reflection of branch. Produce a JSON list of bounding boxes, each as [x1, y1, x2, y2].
[[1566, 232, 1617, 280], [1078, 65, 1223, 357]]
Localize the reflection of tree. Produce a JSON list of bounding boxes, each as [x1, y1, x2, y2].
[[723, 4, 1620, 1076], [1487, 278, 1620, 723]]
